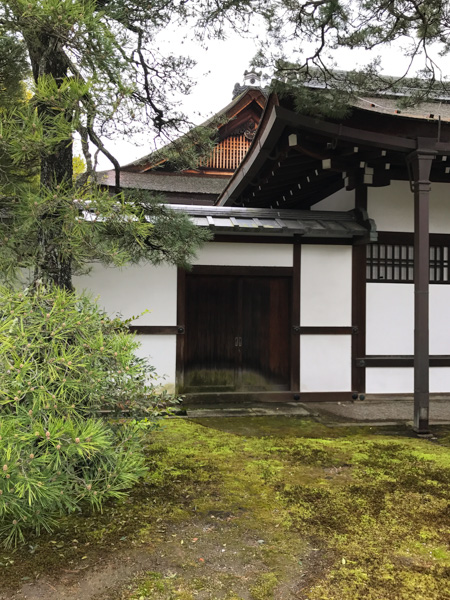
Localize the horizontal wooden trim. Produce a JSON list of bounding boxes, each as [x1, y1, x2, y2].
[[367, 280, 414, 285], [183, 391, 298, 404], [213, 235, 294, 244], [299, 326, 354, 335], [368, 281, 450, 287], [367, 280, 450, 286], [211, 235, 355, 245], [377, 231, 450, 246], [190, 266, 293, 276], [129, 325, 181, 335], [298, 392, 355, 403], [300, 238, 354, 245], [356, 356, 450, 367], [365, 393, 450, 400], [182, 390, 354, 404]]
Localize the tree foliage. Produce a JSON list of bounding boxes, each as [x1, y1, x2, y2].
[[1, 0, 263, 288], [0, 33, 29, 109], [0, 284, 179, 547], [254, 0, 450, 116]]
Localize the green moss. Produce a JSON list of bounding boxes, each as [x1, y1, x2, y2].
[[250, 572, 278, 600], [128, 571, 196, 600], [2, 418, 450, 600]]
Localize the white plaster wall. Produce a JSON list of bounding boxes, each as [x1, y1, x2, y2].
[[430, 286, 450, 354], [430, 368, 450, 393], [300, 335, 351, 392], [429, 182, 450, 234], [193, 242, 293, 266], [74, 262, 177, 325], [300, 245, 352, 326], [134, 335, 176, 391], [367, 284, 450, 355], [368, 180, 450, 233], [366, 368, 413, 393], [368, 181, 413, 232], [366, 283, 414, 354], [366, 367, 450, 393], [312, 187, 355, 212]]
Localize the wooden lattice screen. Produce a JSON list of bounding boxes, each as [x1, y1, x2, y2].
[[200, 135, 252, 171], [366, 242, 450, 283]]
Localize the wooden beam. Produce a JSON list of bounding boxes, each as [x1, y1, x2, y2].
[[356, 355, 450, 367], [130, 325, 180, 335], [182, 390, 354, 404], [299, 326, 354, 334], [191, 265, 292, 277]]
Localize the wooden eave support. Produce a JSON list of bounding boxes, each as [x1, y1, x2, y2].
[[407, 142, 436, 434], [218, 106, 418, 207]]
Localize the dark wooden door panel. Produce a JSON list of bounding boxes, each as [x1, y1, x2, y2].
[[241, 277, 291, 390], [184, 275, 238, 391], [184, 273, 291, 393]]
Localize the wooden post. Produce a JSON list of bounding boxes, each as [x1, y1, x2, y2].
[[407, 145, 435, 433], [291, 236, 301, 392], [175, 268, 186, 392], [352, 185, 368, 395]]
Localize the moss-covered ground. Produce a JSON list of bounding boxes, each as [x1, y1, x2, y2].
[[2, 417, 450, 600]]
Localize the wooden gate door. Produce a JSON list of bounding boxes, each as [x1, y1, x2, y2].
[[240, 276, 291, 390], [184, 274, 238, 391], [184, 272, 291, 392]]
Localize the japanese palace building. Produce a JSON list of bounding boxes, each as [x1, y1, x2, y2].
[[83, 71, 450, 431]]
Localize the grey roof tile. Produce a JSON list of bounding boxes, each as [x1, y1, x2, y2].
[[167, 204, 374, 239], [95, 170, 230, 195]]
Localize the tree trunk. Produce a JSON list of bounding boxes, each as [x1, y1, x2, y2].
[[27, 34, 74, 290]]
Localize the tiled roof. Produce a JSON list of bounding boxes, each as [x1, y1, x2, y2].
[[124, 89, 264, 169], [95, 170, 230, 195], [355, 96, 450, 121], [168, 205, 376, 239]]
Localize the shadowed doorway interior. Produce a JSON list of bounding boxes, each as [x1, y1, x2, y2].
[[184, 271, 291, 392]]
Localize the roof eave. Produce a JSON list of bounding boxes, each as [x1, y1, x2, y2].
[[217, 100, 430, 207]]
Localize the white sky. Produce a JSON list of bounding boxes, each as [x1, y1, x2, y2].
[[94, 26, 445, 171]]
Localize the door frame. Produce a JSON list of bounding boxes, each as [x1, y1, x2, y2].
[[176, 263, 299, 395]]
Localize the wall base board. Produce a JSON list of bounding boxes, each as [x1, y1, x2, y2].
[[365, 393, 450, 400], [182, 391, 354, 405]]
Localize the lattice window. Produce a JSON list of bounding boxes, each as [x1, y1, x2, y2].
[[200, 135, 251, 171], [366, 243, 450, 283], [430, 245, 450, 282]]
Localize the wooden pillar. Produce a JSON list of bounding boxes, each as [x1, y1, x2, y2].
[[291, 236, 301, 392], [407, 145, 435, 433], [175, 268, 186, 392], [352, 185, 368, 395]]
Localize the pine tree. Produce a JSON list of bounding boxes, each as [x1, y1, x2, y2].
[[0, 0, 260, 288], [0, 284, 174, 547], [0, 1, 255, 544], [254, 1, 450, 116]]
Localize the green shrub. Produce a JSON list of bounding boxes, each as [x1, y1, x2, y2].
[[0, 284, 173, 546]]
